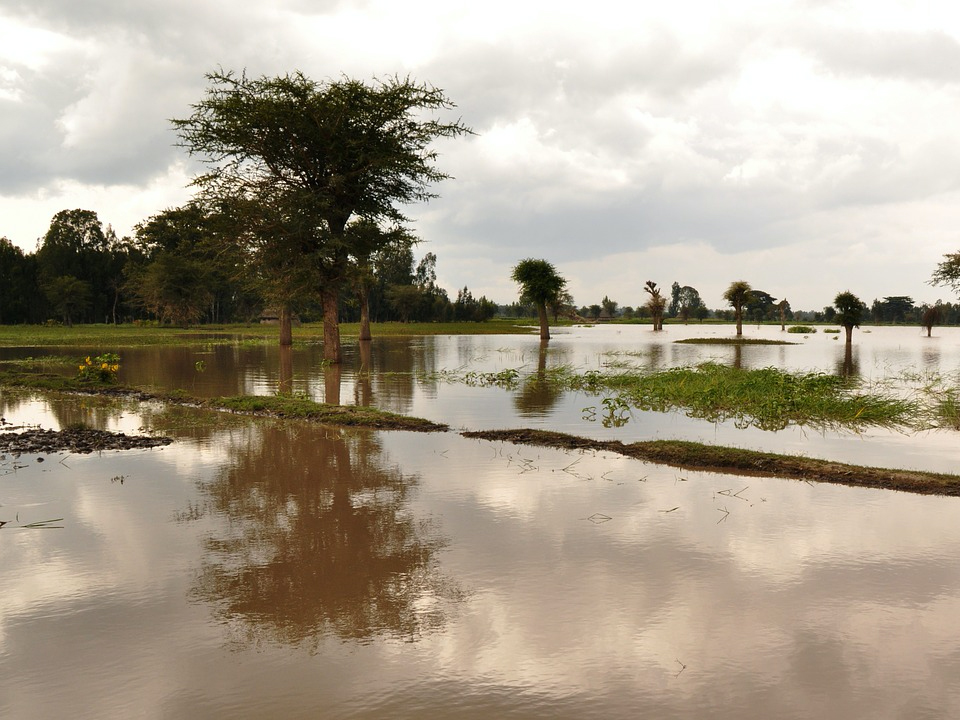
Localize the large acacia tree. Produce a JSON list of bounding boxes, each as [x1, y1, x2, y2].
[[173, 70, 470, 361]]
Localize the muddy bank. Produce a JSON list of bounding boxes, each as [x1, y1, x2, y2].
[[0, 427, 173, 456], [461, 429, 960, 497]]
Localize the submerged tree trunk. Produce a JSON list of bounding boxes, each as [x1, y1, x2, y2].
[[321, 287, 342, 363], [279, 305, 293, 347], [735, 309, 743, 336], [536, 302, 550, 340], [844, 324, 854, 345]]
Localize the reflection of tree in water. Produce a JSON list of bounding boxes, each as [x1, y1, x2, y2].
[[188, 423, 460, 649], [514, 341, 562, 417], [0, 389, 30, 420], [835, 344, 860, 379]]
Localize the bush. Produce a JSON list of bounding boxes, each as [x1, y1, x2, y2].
[[787, 325, 816, 334]]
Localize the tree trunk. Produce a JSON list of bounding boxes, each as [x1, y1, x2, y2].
[[358, 288, 372, 341], [735, 309, 743, 336], [537, 302, 550, 340], [279, 305, 293, 347], [844, 325, 853, 345], [321, 287, 342, 363]]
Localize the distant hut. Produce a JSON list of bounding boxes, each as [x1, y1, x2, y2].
[[259, 308, 301, 326]]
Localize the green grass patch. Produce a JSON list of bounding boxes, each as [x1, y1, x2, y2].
[[787, 325, 816, 334], [608, 363, 917, 431], [823, 328, 841, 334]]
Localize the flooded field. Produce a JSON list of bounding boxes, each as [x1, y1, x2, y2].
[[2, 325, 960, 717]]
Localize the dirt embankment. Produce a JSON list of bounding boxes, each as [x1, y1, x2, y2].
[[461, 429, 960, 497]]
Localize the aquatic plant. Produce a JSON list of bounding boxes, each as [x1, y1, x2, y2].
[[77, 353, 120, 383]]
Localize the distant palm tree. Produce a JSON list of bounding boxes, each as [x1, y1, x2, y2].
[[511, 258, 567, 340], [723, 280, 753, 336], [834, 290, 866, 346]]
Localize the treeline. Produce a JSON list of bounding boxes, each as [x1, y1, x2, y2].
[[0, 207, 497, 326], [573, 285, 956, 325]]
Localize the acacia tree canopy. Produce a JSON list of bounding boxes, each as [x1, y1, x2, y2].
[[931, 252, 960, 295], [173, 70, 471, 360]]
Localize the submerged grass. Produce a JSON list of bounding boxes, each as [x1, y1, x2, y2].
[[436, 361, 922, 432], [674, 338, 796, 345]]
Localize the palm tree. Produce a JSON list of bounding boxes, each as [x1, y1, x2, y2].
[[723, 280, 753, 336], [511, 258, 567, 340], [834, 290, 866, 346]]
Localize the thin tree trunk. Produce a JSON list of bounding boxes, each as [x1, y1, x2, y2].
[[845, 325, 853, 345], [321, 287, 342, 363], [279, 305, 293, 347], [735, 309, 743, 336], [537, 302, 550, 340], [358, 288, 372, 341]]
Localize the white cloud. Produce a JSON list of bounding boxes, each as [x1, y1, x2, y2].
[[1, 1, 959, 309]]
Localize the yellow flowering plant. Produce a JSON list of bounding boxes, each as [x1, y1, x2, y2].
[[77, 352, 121, 383]]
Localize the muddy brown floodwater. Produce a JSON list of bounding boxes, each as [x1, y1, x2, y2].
[[2, 325, 960, 718]]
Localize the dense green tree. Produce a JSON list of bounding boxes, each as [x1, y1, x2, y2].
[[871, 295, 915, 324], [36, 209, 121, 323], [745, 289, 777, 322], [344, 219, 416, 340], [174, 70, 471, 362], [723, 280, 753, 336], [43, 275, 91, 326], [130, 252, 214, 327], [601, 295, 619, 318], [671, 284, 705, 323], [834, 290, 866, 346], [0, 239, 41, 324], [453, 286, 497, 322], [511, 258, 567, 340]]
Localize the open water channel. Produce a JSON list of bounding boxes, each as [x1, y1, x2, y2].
[[2, 324, 959, 718]]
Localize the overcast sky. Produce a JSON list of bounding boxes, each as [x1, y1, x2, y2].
[[2, 0, 959, 311]]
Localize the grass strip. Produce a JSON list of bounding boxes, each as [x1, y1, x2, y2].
[[0, 369, 447, 432], [461, 429, 960, 496], [0, 320, 538, 348]]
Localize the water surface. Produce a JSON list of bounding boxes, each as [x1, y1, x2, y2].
[[2, 325, 960, 717]]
